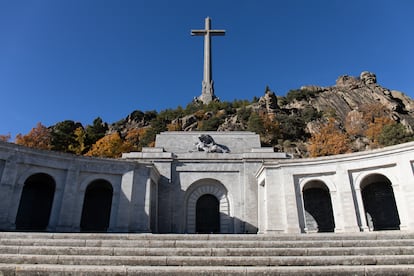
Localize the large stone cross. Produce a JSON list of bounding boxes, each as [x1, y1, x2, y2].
[[191, 17, 225, 104]]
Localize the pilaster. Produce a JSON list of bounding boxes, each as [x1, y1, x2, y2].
[[0, 156, 18, 229]]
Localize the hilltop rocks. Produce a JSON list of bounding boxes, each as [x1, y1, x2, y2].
[[360, 71, 377, 85], [180, 115, 198, 131], [335, 71, 377, 89], [258, 88, 279, 114], [308, 71, 410, 125], [391, 90, 414, 112], [336, 75, 361, 89], [300, 85, 327, 93], [217, 115, 246, 131]]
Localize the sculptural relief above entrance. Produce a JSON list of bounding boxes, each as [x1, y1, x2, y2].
[[192, 134, 230, 153]]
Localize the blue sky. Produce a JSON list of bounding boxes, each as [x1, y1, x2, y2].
[[0, 0, 413, 138]]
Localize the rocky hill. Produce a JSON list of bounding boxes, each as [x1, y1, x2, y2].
[[300, 71, 414, 131], [105, 71, 413, 158], [10, 71, 414, 158]]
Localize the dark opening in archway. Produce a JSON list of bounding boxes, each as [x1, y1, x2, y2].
[[80, 180, 113, 232], [361, 175, 400, 231], [15, 173, 56, 231], [303, 183, 335, 232], [196, 194, 220, 234]]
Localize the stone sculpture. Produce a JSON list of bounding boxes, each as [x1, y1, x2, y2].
[[194, 134, 230, 153]]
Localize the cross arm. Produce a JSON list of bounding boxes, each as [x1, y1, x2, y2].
[[191, 30, 206, 36], [209, 30, 226, 36]]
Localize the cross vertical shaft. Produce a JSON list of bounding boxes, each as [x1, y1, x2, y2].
[[191, 17, 225, 104]]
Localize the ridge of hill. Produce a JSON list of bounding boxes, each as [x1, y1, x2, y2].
[[8, 71, 414, 158], [105, 71, 414, 157]]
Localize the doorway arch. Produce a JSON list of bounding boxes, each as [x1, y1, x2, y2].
[[80, 179, 113, 232], [15, 173, 56, 231], [196, 194, 220, 233], [186, 180, 231, 233], [303, 181, 335, 232], [361, 174, 400, 231]]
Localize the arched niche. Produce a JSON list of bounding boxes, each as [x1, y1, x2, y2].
[[302, 180, 335, 232], [360, 174, 400, 231], [80, 179, 113, 232], [15, 173, 56, 231]]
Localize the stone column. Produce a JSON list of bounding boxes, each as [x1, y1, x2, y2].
[[266, 169, 288, 233], [0, 156, 18, 229], [114, 170, 134, 232], [55, 166, 80, 232], [354, 186, 369, 231]]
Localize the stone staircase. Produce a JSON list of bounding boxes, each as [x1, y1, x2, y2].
[[0, 232, 414, 275]]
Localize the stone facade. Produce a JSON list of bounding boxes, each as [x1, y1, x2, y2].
[[257, 142, 414, 234], [0, 131, 413, 234], [0, 141, 159, 233]]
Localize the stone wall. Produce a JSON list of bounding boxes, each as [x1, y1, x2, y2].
[[0, 141, 159, 232], [257, 141, 414, 234], [1, 133, 413, 235]]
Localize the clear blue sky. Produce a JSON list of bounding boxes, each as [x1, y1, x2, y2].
[[1, 0, 413, 138]]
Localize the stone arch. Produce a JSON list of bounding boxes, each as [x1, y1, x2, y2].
[[186, 179, 231, 234], [80, 179, 113, 232], [15, 173, 56, 231], [302, 180, 335, 232], [360, 173, 400, 231]]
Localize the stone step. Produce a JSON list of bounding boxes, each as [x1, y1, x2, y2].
[[0, 264, 413, 275], [1, 238, 413, 248], [1, 232, 413, 274], [1, 231, 414, 241], [0, 254, 413, 266], [1, 245, 413, 257]]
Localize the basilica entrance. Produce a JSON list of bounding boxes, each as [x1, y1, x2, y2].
[[80, 180, 113, 232], [196, 194, 220, 233], [15, 173, 55, 231], [361, 174, 400, 231]]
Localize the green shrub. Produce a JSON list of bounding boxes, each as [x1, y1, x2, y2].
[[378, 123, 414, 146], [285, 88, 321, 103]]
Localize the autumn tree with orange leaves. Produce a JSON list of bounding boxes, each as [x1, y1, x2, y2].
[[123, 128, 145, 152], [68, 127, 87, 155], [15, 122, 52, 150], [85, 132, 127, 158], [308, 118, 351, 157], [365, 116, 395, 146], [0, 134, 11, 142]]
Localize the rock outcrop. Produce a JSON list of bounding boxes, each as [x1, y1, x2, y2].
[[258, 87, 279, 115], [307, 71, 412, 128], [104, 71, 414, 157]]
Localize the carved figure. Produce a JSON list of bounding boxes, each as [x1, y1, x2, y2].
[[194, 134, 230, 153]]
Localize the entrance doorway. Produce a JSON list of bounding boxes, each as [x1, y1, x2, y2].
[[303, 182, 335, 232], [361, 174, 400, 231], [15, 173, 56, 231], [80, 180, 113, 232], [196, 194, 220, 233]]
